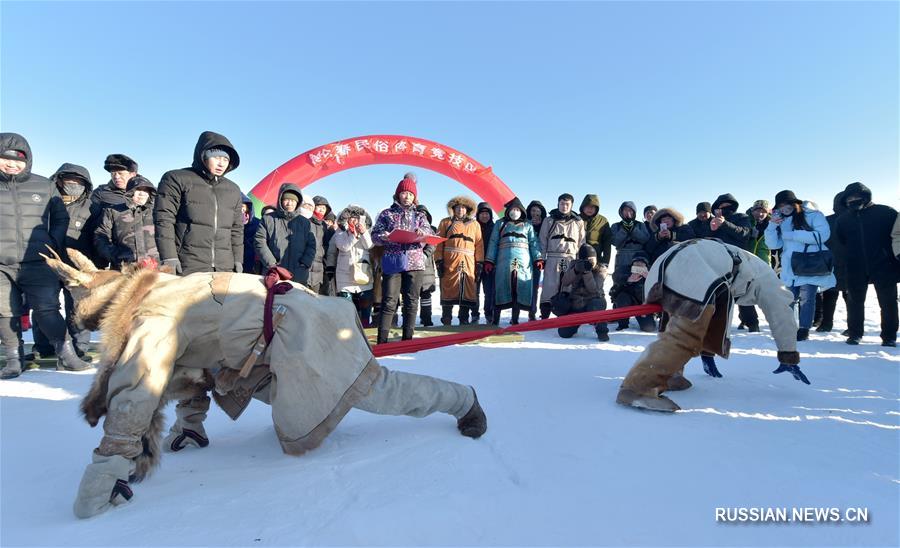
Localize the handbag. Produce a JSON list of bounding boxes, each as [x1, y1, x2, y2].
[[352, 260, 372, 285], [790, 232, 833, 277]]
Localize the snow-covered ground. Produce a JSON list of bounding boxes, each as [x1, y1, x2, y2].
[[1, 294, 897, 547]]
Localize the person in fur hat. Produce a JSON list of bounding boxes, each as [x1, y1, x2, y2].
[[526, 200, 547, 320], [644, 207, 695, 264], [370, 172, 434, 342], [485, 198, 543, 325], [538, 193, 585, 319], [553, 244, 610, 341], [90, 153, 139, 211], [435, 196, 484, 325], [615, 238, 810, 413], [332, 204, 375, 326]]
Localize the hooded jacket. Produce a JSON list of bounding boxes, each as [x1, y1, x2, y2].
[[154, 131, 244, 275], [645, 208, 696, 264], [0, 132, 68, 274], [332, 205, 375, 294], [254, 183, 317, 284], [51, 163, 99, 262], [835, 182, 900, 284], [476, 202, 495, 253], [485, 197, 542, 309], [610, 201, 651, 285], [94, 178, 160, 269], [526, 200, 547, 235], [579, 194, 612, 264], [824, 191, 848, 289], [241, 193, 262, 275], [710, 193, 752, 249]]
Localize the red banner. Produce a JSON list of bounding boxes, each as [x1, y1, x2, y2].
[[250, 135, 517, 213]]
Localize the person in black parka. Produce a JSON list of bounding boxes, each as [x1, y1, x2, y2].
[[526, 200, 547, 321], [94, 176, 160, 270], [154, 131, 244, 276], [709, 193, 758, 331], [816, 191, 848, 333], [0, 133, 92, 379], [254, 184, 316, 284], [240, 194, 262, 275], [835, 182, 900, 346]]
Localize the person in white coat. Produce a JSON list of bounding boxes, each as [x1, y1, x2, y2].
[[333, 205, 375, 326]]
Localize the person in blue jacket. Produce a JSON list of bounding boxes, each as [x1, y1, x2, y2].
[[765, 190, 835, 341]]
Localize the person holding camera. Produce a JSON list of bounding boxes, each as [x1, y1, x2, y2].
[[764, 190, 835, 341], [553, 244, 610, 341], [332, 204, 375, 326], [644, 207, 695, 264]]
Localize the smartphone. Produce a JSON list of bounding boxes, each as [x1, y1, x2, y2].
[[660, 222, 668, 231]]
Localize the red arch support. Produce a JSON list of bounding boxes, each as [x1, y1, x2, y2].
[[249, 135, 516, 212]]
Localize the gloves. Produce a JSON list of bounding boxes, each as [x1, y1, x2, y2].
[[483, 262, 494, 274], [162, 258, 182, 275], [436, 261, 445, 278], [773, 363, 810, 385], [701, 355, 722, 378], [73, 452, 135, 519], [534, 260, 545, 271]]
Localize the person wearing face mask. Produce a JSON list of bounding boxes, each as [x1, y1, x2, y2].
[[94, 176, 160, 270], [709, 193, 756, 331], [484, 198, 543, 325], [254, 184, 316, 286], [155, 132, 244, 276], [298, 195, 326, 293], [765, 190, 835, 342], [610, 201, 651, 330], [313, 196, 336, 295], [538, 193, 585, 319], [240, 194, 262, 275], [688, 202, 713, 239], [371, 173, 434, 343], [835, 182, 900, 346], [0, 133, 92, 380], [525, 200, 547, 320], [37, 163, 99, 358]]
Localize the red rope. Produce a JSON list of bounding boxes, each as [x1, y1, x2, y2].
[[371, 303, 662, 357]]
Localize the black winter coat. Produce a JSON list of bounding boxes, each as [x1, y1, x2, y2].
[[0, 133, 68, 275], [241, 194, 262, 275], [308, 217, 327, 287], [645, 226, 696, 264], [710, 194, 752, 249], [94, 192, 159, 270], [610, 201, 651, 284], [687, 218, 712, 239], [836, 183, 900, 285], [254, 183, 317, 284], [51, 163, 100, 263], [825, 192, 848, 290], [154, 131, 244, 275], [90, 181, 129, 209]]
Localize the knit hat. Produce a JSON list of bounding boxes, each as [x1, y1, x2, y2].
[[104, 154, 138, 173], [773, 190, 800, 207], [395, 173, 418, 198], [751, 199, 770, 211], [281, 190, 300, 203], [696, 202, 712, 214], [558, 193, 574, 203], [578, 244, 597, 261], [202, 148, 230, 162], [128, 175, 156, 194]]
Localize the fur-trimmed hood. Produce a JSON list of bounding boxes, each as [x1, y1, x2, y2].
[[650, 207, 685, 231], [337, 204, 372, 229], [446, 195, 477, 218]]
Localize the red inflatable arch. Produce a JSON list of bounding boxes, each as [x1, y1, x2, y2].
[[249, 135, 516, 212]]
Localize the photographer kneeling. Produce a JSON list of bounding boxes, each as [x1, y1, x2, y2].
[[553, 244, 610, 342]]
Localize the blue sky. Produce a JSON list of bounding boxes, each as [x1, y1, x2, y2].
[[2, 1, 897, 220]]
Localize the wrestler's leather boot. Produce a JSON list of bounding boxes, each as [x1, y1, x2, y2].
[[457, 389, 487, 439]]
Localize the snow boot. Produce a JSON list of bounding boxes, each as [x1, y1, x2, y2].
[[1, 344, 22, 380], [510, 307, 521, 326], [815, 322, 832, 333], [55, 340, 92, 371], [539, 302, 552, 320], [845, 336, 861, 345], [419, 305, 433, 327], [615, 320, 629, 331], [441, 306, 453, 326], [615, 388, 680, 413], [796, 328, 809, 342], [457, 389, 487, 439], [746, 323, 760, 333]]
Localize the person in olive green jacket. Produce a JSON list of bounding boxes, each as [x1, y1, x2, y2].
[[579, 194, 612, 266], [748, 200, 773, 265]]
